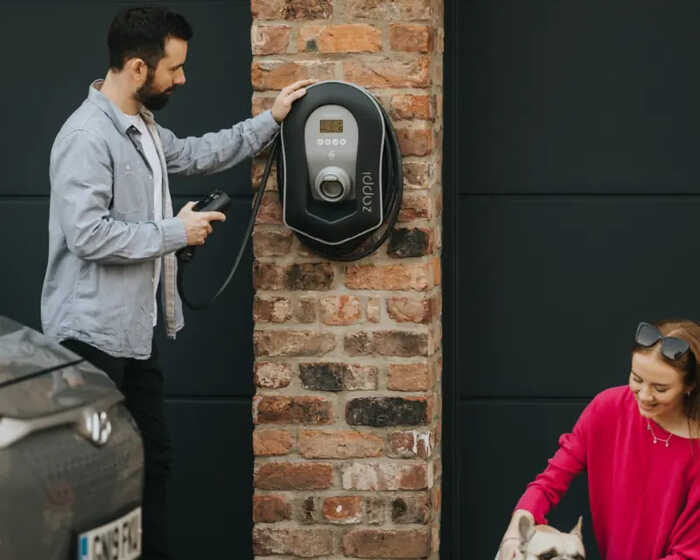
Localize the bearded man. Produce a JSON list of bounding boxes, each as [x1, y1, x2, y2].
[[40, 7, 310, 559]]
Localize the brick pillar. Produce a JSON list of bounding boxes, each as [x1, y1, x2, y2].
[[250, 1, 444, 558]]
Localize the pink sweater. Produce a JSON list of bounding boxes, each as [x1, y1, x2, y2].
[[516, 385, 700, 560]]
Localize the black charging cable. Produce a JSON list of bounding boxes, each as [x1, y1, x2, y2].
[[176, 134, 280, 310]]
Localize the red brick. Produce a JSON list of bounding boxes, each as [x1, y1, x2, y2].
[[253, 229, 293, 257], [286, 263, 334, 290], [322, 496, 363, 524], [254, 295, 292, 323], [299, 430, 383, 458], [343, 55, 431, 88], [282, 0, 333, 20], [252, 24, 291, 55], [253, 494, 291, 522], [346, 396, 429, 426], [386, 297, 435, 324], [295, 296, 317, 323], [255, 192, 282, 225], [432, 523, 440, 555], [398, 191, 432, 222], [390, 94, 433, 121], [387, 363, 432, 391], [346, 0, 433, 21], [396, 125, 433, 156], [253, 527, 334, 556], [403, 161, 433, 190], [251, 95, 276, 117], [391, 493, 431, 524], [253, 429, 294, 456], [298, 24, 381, 53], [389, 24, 432, 52], [342, 462, 429, 491], [298, 495, 321, 524], [388, 227, 433, 258], [342, 364, 379, 390], [254, 263, 335, 291], [251, 0, 285, 19], [344, 331, 374, 355], [343, 528, 430, 558], [367, 297, 381, 323], [387, 430, 433, 458], [253, 262, 285, 290], [252, 60, 335, 91], [345, 263, 434, 291], [255, 462, 333, 490], [374, 331, 430, 357], [319, 295, 362, 325], [253, 395, 332, 424], [299, 362, 377, 391], [254, 329, 336, 357], [344, 330, 429, 357], [432, 483, 441, 517], [254, 361, 292, 389]]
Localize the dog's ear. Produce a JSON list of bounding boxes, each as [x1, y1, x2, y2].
[[570, 516, 583, 540], [518, 515, 536, 542]]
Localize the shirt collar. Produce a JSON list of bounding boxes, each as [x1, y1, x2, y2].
[[87, 79, 156, 134]]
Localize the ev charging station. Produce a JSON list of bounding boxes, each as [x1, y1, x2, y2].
[[278, 80, 403, 261], [177, 80, 403, 308]]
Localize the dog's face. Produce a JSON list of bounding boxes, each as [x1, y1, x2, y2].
[[517, 515, 585, 560]]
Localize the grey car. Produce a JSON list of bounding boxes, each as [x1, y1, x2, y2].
[[0, 316, 144, 560]]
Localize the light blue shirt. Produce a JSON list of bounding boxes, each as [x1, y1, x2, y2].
[[41, 80, 279, 358]]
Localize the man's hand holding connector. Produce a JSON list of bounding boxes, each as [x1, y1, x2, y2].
[[177, 201, 226, 246]]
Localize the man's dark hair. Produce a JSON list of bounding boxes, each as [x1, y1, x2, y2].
[[108, 7, 193, 71]]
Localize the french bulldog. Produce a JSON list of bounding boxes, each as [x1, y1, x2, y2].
[[496, 515, 585, 560]]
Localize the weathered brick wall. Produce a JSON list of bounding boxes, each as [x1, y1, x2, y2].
[[250, 1, 444, 557]]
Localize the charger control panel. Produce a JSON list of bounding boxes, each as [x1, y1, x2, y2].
[[304, 105, 359, 203]]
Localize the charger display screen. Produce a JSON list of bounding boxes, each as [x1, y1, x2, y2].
[[320, 119, 343, 133]]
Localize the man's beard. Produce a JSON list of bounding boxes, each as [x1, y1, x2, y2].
[[136, 71, 175, 111]]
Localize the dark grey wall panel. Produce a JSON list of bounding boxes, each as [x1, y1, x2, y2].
[[157, 197, 254, 398], [457, 195, 700, 398], [157, 1, 255, 199], [455, 0, 700, 195], [0, 200, 49, 330], [1, 1, 253, 197], [165, 398, 253, 559], [459, 401, 599, 559]]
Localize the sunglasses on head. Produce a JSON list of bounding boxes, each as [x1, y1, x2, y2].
[[635, 322, 690, 361]]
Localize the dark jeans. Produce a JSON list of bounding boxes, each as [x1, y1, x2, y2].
[[62, 336, 172, 560]]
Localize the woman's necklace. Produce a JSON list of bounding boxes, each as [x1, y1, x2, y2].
[[647, 418, 672, 447]]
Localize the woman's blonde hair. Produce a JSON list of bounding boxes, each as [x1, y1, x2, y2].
[[633, 318, 700, 437]]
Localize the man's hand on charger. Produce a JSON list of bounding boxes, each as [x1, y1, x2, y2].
[[271, 79, 316, 123]]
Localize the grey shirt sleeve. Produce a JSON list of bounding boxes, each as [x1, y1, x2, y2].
[[157, 109, 280, 176], [50, 129, 187, 264]]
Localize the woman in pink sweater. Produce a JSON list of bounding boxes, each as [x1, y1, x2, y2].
[[497, 319, 700, 560]]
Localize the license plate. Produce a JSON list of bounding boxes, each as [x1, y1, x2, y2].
[[78, 506, 141, 560]]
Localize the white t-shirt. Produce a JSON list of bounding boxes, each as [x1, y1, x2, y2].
[[126, 113, 163, 327]]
